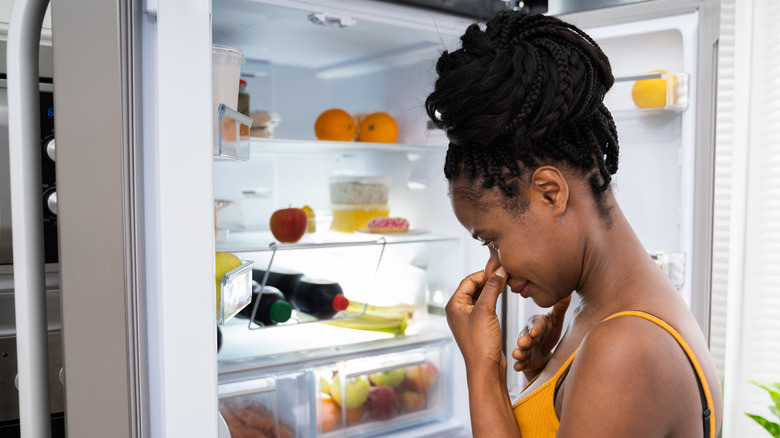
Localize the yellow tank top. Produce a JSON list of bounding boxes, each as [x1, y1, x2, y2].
[[511, 310, 716, 437]]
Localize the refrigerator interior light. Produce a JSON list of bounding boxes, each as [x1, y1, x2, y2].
[[308, 12, 357, 28]]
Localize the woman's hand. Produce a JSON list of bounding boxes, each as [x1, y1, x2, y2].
[[512, 295, 571, 378], [446, 267, 508, 374]]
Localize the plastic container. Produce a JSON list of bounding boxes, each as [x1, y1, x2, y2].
[[212, 44, 245, 145], [329, 176, 390, 233], [329, 176, 389, 205], [316, 345, 452, 436], [216, 260, 254, 325], [291, 276, 349, 318], [331, 204, 390, 233]]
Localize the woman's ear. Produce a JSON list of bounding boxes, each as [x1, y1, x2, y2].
[[530, 166, 569, 216]]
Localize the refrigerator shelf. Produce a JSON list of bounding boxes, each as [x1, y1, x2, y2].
[[249, 137, 447, 155], [215, 230, 459, 253], [214, 103, 253, 161]]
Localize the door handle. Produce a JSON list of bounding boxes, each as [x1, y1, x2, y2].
[[7, 0, 53, 437]]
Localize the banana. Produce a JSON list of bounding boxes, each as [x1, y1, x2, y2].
[[324, 300, 415, 335]]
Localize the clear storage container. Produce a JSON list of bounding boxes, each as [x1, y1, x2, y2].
[[217, 260, 254, 325], [315, 345, 451, 436], [218, 371, 311, 438], [329, 176, 390, 233]]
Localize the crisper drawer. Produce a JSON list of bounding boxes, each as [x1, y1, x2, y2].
[[316, 345, 452, 437], [218, 371, 312, 438]]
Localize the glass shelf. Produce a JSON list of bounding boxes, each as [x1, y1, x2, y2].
[[215, 230, 459, 253], [249, 137, 446, 155]]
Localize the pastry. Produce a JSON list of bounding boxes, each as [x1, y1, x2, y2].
[[366, 217, 409, 234]]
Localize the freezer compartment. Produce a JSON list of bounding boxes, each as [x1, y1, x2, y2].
[[218, 371, 311, 438], [316, 346, 451, 436]]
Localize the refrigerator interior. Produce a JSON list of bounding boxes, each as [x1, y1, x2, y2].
[[211, 1, 480, 436]]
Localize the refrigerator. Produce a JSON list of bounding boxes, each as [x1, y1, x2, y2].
[[2, 0, 719, 436]]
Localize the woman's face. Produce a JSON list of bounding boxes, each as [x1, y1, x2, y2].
[[450, 176, 580, 308]]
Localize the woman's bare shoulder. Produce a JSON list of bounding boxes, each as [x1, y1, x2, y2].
[[555, 314, 703, 437]]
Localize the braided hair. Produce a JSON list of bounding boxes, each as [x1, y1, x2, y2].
[[425, 12, 619, 218]]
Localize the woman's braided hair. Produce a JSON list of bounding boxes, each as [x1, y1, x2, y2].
[[425, 12, 619, 217]]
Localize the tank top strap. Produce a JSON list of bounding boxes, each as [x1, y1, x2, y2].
[[602, 310, 716, 438]]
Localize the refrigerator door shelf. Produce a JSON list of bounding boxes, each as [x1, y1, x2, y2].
[[214, 104, 253, 161], [217, 260, 254, 325], [609, 71, 690, 114]]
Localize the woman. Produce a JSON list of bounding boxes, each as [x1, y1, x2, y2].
[[425, 12, 723, 437]]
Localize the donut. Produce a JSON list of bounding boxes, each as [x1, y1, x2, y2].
[[367, 217, 409, 234]]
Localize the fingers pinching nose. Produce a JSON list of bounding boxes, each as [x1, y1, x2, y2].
[[496, 266, 507, 278]]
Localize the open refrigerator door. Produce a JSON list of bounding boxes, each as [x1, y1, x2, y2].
[[505, 1, 719, 397]]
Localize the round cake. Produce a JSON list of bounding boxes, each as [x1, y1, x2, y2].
[[367, 217, 409, 234]]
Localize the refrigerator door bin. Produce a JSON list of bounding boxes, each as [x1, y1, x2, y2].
[[215, 104, 253, 161], [613, 71, 690, 113], [316, 345, 452, 436], [218, 371, 312, 438], [218, 260, 254, 325]]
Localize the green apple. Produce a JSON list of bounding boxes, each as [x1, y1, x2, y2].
[[368, 368, 406, 388], [331, 374, 370, 409]]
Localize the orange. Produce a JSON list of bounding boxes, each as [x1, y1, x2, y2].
[[631, 70, 675, 109], [315, 109, 356, 141], [320, 395, 340, 432], [357, 112, 398, 143]]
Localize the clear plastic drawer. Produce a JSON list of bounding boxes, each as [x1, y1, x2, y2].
[[218, 371, 311, 438], [315, 345, 452, 436]]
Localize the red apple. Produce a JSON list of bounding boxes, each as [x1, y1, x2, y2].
[[269, 207, 308, 243], [366, 386, 399, 421], [404, 361, 439, 392], [398, 388, 427, 413]]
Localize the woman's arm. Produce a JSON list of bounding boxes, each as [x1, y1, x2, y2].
[[446, 267, 521, 437]]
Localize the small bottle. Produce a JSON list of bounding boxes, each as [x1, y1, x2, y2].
[[238, 79, 250, 137], [237, 79, 250, 116], [291, 276, 350, 318], [240, 283, 293, 326]]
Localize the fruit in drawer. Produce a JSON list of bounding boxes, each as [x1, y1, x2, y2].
[[315, 108, 356, 141], [269, 207, 308, 243], [398, 388, 427, 413], [356, 112, 398, 143], [368, 368, 406, 388], [320, 395, 340, 433], [366, 386, 399, 420], [405, 361, 439, 392], [330, 374, 370, 410]]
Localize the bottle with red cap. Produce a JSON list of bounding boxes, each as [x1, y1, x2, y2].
[[291, 276, 350, 318]]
